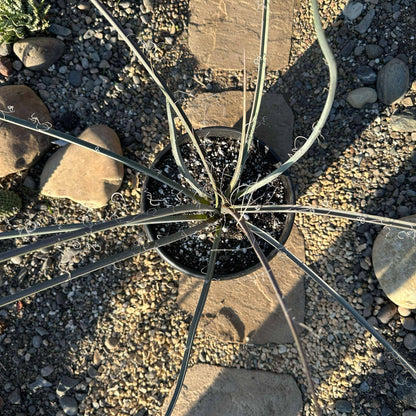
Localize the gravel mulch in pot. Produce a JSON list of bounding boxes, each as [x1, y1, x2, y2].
[[144, 131, 293, 277]]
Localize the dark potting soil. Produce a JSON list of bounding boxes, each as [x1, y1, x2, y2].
[[144, 135, 292, 277]]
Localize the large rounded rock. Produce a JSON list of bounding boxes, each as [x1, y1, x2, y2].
[[13, 37, 65, 71], [0, 85, 52, 177], [372, 215, 416, 309], [40, 125, 124, 208], [377, 58, 410, 105]]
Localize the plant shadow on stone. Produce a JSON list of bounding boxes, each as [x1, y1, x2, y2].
[[0, 0, 415, 415]]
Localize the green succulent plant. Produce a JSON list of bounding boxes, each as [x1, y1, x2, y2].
[[0, 190, 21, 220], [0, 0, 50, 44]]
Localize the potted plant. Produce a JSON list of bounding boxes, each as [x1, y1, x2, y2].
[[0, 0, 415, 415], [141, 126, 296, 280]]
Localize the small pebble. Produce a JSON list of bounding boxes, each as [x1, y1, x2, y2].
[[23, 176, 36, 189], [381, 406, 393, 416], [377, 303, 397, 324], [93, 350, 102, 366], [75, 392, 87, 401], [48, 24, 72, 37], [399, 307, 412, 317], [198, 352, 206, 362], [10, 256, 22, 265], [361, 292, 374, 307], [403, 333, 416, 350], [98, 60, 110, 69], [83, 29, 95, 40], [356, 65, 377, 84], [335, 399, 352, 413], [77, 2, 90, 10], [104, 336, 119, 350], [32, 335, 42, 348], [60, 396, 78, 416], [355, 9, 376, 34], [0, 42, 12, 56], [68, 70, 82, 87], [347, 87, 377, 109], [40, 365, 54, 378], [365, 44, 383, 59], [12, 60, 23, 71], [29, 377, 52, 391], [88, 366, 98, 378], [143, 0, 154, 12], [343, 2, 364, 20], [8, 388, 21, 405], [56, 376, 80, 397]]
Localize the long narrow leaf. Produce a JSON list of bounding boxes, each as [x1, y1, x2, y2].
[[0, 204, 216, 263], [0, 213, 211, 241], [249, 223, 416, 379], [163, 227, 221, 416], [244, 0, 269, 158], [239, 0, 338, 198], [0, 113, 200, 201], [224, 207, 321, 416], [231, 204, 416, 231], [89, 0, 220, 205], [0, 220, 216, 309], [166, 103, 209, 199], [227, 0, 270, 199], [227, 49, 248, 196]]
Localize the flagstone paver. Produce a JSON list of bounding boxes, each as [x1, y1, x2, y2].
[[185, 91, 294, 161], [189, 0, 295, 70], [177, 225, 305, 344], [161, 365, 303, 416]]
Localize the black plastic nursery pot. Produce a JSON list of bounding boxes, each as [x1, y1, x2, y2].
[[141, 127, 295, 280]]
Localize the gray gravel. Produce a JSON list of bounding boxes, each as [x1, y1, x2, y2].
[[0, 0, 416, 415]]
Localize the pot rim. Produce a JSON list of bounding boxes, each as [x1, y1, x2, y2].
[[141, 126, 296, 280]]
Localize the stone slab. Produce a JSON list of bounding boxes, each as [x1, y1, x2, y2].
[[372, 215, 416, 309], [189, 0, 295, 70], [185, 91, 294, 161], [162, 365, 302, 416], [177, 225, 305, 344]]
